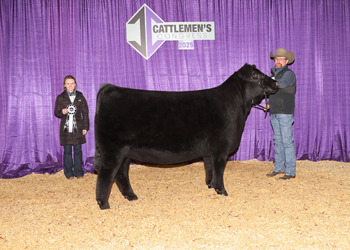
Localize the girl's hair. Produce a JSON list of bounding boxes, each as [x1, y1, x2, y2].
[[62, 75, 78, 90]]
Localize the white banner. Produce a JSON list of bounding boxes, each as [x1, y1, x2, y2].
[[126, 4, 215, 59]]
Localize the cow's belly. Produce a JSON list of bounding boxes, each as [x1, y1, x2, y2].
[[126, 148, 203, 165]]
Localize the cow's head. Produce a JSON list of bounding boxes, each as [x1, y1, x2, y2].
[[238, 63, 279, 104]]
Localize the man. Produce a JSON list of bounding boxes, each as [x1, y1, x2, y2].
[[265, 48, 296, 180]]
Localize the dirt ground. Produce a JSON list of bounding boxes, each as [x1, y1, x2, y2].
[[0, 159, 349, 249]]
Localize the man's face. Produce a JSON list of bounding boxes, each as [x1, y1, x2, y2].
[[274, 57, 289, 68]]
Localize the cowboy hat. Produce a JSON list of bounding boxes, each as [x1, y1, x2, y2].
[[270, 48, 295, 64]]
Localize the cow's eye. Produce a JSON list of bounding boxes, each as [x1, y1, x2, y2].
[[252, 73, 258, 78]]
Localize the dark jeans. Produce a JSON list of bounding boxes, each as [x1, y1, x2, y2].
[[63, 144, 84, 178]]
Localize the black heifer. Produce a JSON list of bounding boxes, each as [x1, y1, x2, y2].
[[94, 63, 279, 209]]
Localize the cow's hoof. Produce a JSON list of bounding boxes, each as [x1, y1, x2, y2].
[[215, 189, 228, 196], [207, 183, 214, 189], [97, 200, 110, 210], [125, 194, 138, 201]]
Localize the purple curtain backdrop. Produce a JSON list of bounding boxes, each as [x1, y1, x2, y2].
[[1, 0, 349, 178]]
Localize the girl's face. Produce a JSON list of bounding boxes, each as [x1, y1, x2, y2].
[[64, 79, 76, 93]]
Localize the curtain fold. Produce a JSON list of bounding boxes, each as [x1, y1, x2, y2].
[[1, 0, 349, 178]]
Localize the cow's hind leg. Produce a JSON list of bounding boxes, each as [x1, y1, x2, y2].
[[211, 156, 228, 196], [115, 158, 138, 201], [96, 167, 118, 209], [96, 151, 126, 210], [203, 156, 214, 189]]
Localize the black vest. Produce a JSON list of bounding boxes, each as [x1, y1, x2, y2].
[[269, 66, 296, 115]]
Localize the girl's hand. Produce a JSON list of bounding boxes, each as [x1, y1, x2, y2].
[[82, 130, 87, 135], [62, 108, 68, 115]]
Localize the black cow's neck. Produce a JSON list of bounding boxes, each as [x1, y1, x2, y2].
[[220, 74, 254, 121]]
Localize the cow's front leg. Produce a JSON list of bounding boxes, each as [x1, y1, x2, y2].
[[96, 167, 118, 210], [212, 156, 228, 196], [115, 158, 138, 201]]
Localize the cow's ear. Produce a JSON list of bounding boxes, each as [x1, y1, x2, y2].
[[252, 64, 257, 68]]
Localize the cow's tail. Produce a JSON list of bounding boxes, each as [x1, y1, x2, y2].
[[94, 83, 111, 172], [96, 83, 111, 115], [94, 141, 101, 172]]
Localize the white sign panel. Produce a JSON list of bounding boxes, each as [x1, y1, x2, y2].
[[126, 4, 215, 60]]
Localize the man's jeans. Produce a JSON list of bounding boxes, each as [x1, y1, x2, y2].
[[63, 144, 84, 178], [270, 114, 296, 176]]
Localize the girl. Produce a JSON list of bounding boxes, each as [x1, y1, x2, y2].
[[54, 75, 89, 179]]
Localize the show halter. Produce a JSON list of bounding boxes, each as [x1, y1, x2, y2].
[[250, 72, 269, 118], [252, 92, 269, 118]]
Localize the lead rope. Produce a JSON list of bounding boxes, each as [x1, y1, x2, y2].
[[252, 92, 268, 118]]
